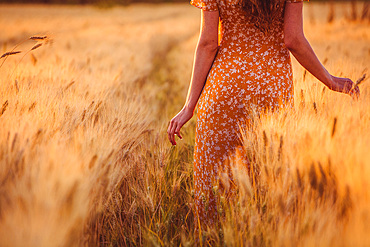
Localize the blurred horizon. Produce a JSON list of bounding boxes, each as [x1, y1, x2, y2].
[[0, 0, 364, 4]]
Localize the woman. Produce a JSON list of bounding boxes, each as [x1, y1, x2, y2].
[[167, 0, 360, 228]]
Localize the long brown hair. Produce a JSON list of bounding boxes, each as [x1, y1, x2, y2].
[[240, 0, 285, 33]]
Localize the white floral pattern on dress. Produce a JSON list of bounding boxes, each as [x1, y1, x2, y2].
[[191, 0, 308, 227]]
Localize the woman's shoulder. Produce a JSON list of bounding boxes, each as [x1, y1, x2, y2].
[[286, 0, 309, 3], [190, 0, 219, 12]]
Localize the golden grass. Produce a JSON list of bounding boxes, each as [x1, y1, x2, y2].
[[0, 2, 369, 246]]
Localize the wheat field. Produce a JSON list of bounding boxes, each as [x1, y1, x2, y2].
[[0, 2, 369, 246]]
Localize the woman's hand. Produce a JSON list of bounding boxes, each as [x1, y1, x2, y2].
[[167, 107, 194, 146], [328, 75, 360, 99], [166, 10, 219, 146]]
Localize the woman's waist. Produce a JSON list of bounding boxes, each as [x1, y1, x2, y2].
[[215, 44, 290, 64], [219, 34, 285, 48]]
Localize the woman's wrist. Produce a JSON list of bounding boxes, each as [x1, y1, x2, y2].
[[323, 73, 335, 90], [182, 104, 195, 115]]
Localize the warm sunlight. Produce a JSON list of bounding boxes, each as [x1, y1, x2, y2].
[[0, 0, 369, 246]]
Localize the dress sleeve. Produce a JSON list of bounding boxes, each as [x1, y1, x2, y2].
[[190, 0, 219, 11], [286, 0, 309, 2]]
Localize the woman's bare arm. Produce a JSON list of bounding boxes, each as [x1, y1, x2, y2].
[[167, 10, 219, 145], [284, 3, 360, 96], [184, 10, 219, 114]]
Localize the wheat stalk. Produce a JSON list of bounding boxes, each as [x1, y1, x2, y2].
[[300, 89, 305, 108], [0, 51, 22, 69], [309, 163, 318, 189], [331, 117, 337, 138], [30, 36, 48, 41], [14, 80, 19, 93], [361, 2, 369, 20], [0, 34, 49, 75], [0, 51, 21, 59], [64, 80, 75, 91], [349, 74, 367, 97], [350, 0, 357, 21], [31, 43, 42, 51], [277, 135, 283, 161], [313, 102, 318, 114], [353, 73, 367, 88], [89, 155, 98, 169], [0, 36, 44, 68], [28, 102, 37, 112], [328, 0, 335, 23], [10, 133, 18, 152], [0, 100, 9, 117]]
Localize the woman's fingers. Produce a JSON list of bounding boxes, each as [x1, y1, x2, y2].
[[175, 124, 183, 139], [339, 78, 352, 93], [349, 85, 360, 100], [168, 119, 179, 145], [347, 79, 355, 93], [345, 78, 361, 99], [167, 118, 185, 145], [334, 78, 360, 99], [168, 108, 193, 145], [167, 120, 175, 145], [170, 121, 177, 145], [354, 85, 360, 96]]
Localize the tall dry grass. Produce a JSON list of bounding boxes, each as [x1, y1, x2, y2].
[[0, 2, 369, 246]]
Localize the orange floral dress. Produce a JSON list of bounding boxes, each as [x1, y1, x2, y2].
[[191, 0, 308, 227]]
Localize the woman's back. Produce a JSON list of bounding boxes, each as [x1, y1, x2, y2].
[[192, 0, 288, 44], [193, 0, 294, 114], [190, 0, 299, 227]]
